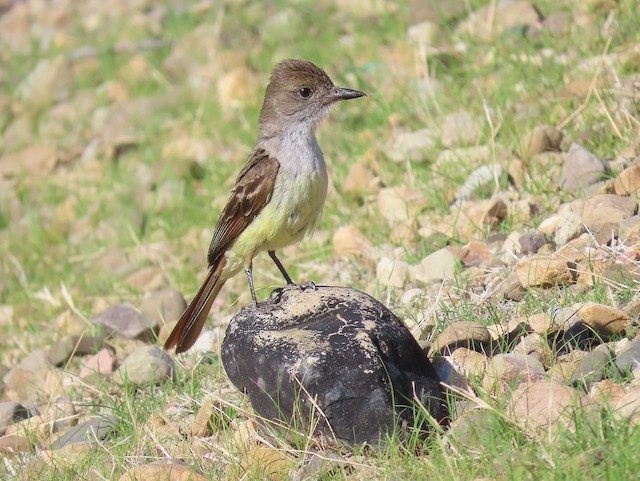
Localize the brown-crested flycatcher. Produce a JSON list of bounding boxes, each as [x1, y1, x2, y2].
[[164, 59, 366, 353]]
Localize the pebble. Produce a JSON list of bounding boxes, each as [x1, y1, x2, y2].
[[411, 247, 458, 284], [377, 187, 427, 223], [582, 194, 637, 243], [429, 321, 491, 355], [0, 401, 30, 435], [93, 302, 156, 339], [333, 225, 372, 258], [441, 111, 480, 148], [508, 381, 585, 431], [51, 415, 117, 449], [613, 163, 640, 195], [140, 288, 187, 330], [376, 257, 410, 288], [118, 461, 209, 481], [520, 125, 563, 158], [113, 346, 174, 386], [483, 353, 546, 394], [455, 165, 502, 203], [387, 129, 438, 163], [515, 254, 576, 287], [48, 335, 104, 366], [559, 143, 607, 193]]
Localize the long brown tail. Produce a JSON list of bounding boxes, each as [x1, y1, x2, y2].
[[164, 259, 227, 353]]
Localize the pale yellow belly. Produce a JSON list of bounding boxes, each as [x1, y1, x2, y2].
[[221, 171, 327, 277]]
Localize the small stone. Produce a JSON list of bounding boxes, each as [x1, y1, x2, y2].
[[79, 348, 117, 378], [614, 337, 640, 374], [18, 349, 53, 372], [513, 333, 553, 367], [570, 349, 613, 388], [3, 368, 48, 402], [520, 125, 563, 158], [455, 165, 502, 202], [119, 461, 208, 481], [51, 415, 117, 449], [0, 402, 30, 436], [508, 381, 585, 431], [518, 232, 546, 255], [342, 161, 378, 195], [140, 288, 187, 330], [387, 129, 438, 163], [456, 199, 508, 236], [483, 353, 546, 394], [559, 143, 607, 192], [429, 321, 491, 356], [612, 386, 640, 425], [590, 379, 626, 405], [46, 398, 77, 432], [614, 164, 640, 195], [554, 200, 586, 245], [48, 335, 104, 366], [377, 187, 427, 223], [449, 348, 489, 377], [619, 215, 640, 244], [602, 264, 640, 288], [123, 265, 168, 292], [376, 257, 410, 288], [333, 225, 372, 258], [457, 0, 542, 40], [0, 145, 58, 178], [0, 434, 32, 455], [435, 145, 492, 168], [582, 194, 637, 242], [451, 240, 491, 267], [411, 247, 458, 285], [486, 317, 530, 342], [441, 111, 480, 148], [495, 273, 526, 301], [515, 254, 577, 287], [17, 56, 73, 109], [192, 397, 227, 437], [93, 303, 155, 339], [569, 302, 632, 336], [113, 346, 173, 386], [447, 409, 495, 449]]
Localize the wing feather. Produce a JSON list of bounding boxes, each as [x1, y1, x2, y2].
[[207, 149, 280, 267]]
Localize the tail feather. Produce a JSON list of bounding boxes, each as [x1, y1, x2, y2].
[[164, 259, 227, 353]]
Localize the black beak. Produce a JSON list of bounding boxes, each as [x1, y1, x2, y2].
[[329, 87, 367, 102]]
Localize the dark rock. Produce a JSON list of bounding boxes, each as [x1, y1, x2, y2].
[[556, 321, 602, 354], [570, 349, 614, 389], [48, 335, 105, 366], [51, 415, 117, 449], [221, 286, 448, 445], [0, 402, 30, 435], [614, 337, 640, 375], [92, 303, 155, 339], [518, 232, 546, 255]]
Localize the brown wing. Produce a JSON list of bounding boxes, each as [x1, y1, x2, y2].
[[207, 149, 280, 267]]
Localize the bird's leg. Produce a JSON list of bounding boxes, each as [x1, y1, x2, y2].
[[268, 250, 294, 285], [245, 262, 258, 307]]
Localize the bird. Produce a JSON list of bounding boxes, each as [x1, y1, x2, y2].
[[164, 59, 366, 353]]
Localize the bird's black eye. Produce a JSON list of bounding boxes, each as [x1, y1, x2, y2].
[[298, 87, 312, 98]]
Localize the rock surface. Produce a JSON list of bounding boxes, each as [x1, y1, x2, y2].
[[221, 286, 448, 444]]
